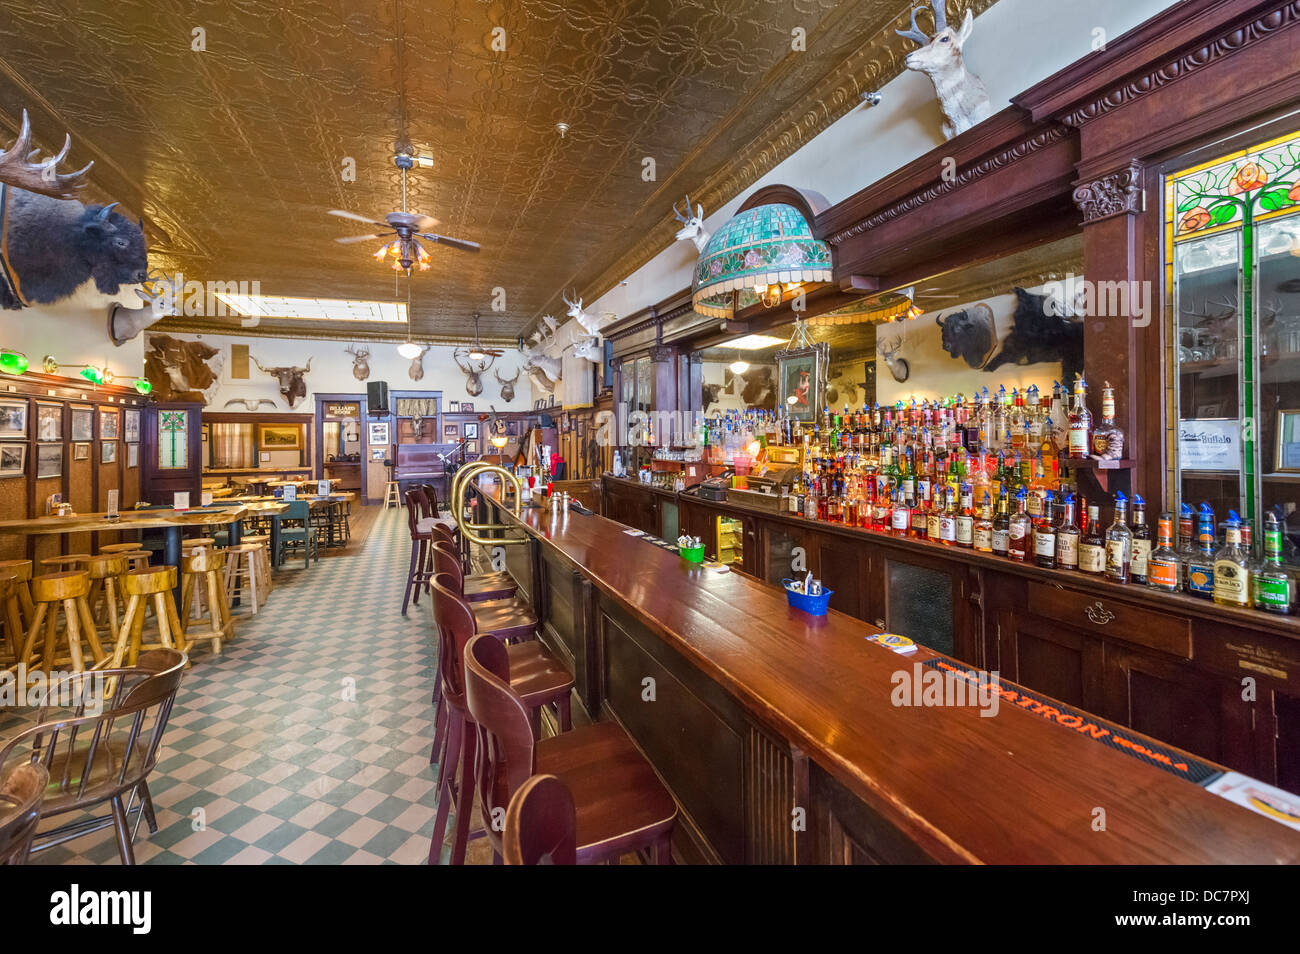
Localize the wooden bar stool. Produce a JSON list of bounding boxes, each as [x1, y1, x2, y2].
[[402, 490, 433, 616], [74, 555, 127, 649], [38, 553, 91, 572], [98, 542, 144, 555], [118, 567, 188, 668], [222, 542, 266, 616], [240, 534, 274, 594], [0, 561, 35, 632], [504, 774, 577, 865], [181, 548, 232, 657], [0, 576, 25, 665], [464, 634, 677, 865], [383, 481, 400, 508], [182, 537, 215, 552], [15, 572, 104, 676], [427, 575, 574, 865], [431, 541, 517, 603]]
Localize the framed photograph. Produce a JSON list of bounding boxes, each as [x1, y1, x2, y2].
[[464, 422, 479, 439], [258, 424, 300, 450], [73, 442, 90, 461], [1276, 409, 1300, 472], [461, 403, 474, 413], [368, 421, 390, 445], [448, 401, 460, 413], [369, 447, 386, 461], [99, 408, 119, 441], [36, 443, 62, 479], [101, 442, 117, 464], [123, 408, 141, 443], [0, 400, 25, 439], [71, 406, 93, 442], [36, 402, 62, 442], [776, 342, 829, 424], [444, 423, 459, 439], [0, 443, 24, 478], [201, 423, 210, 443], [127, 443, 139, 468]]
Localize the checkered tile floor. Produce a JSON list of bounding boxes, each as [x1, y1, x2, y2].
[[21, 506, 443, 865]]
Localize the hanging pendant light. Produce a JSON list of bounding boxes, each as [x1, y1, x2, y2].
[[396, 269, 422, 358]]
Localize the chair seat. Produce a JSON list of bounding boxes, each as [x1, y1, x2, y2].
[[506, 642, 573, 706], [471, 598, 537, 640], [463, 573, 518, 603], [38, 737, 149, 818], [536, 723, 677, 863]]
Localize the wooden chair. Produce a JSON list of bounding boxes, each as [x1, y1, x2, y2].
[[98, 542, 144, 555], [402, 489, 434, 616], [504, 774, 576, 865], [15, 572, 105, 676], [0, 649, 185, 864], [100, 548, 151, 571], [118, 567, 188, 668], [181, 548, 233, 656], [427, 574, 574, 865], [276, 501, 318, 568], [463, 633, 676, 865], [430, 540, 518, 603], [0, 763, 49, 865]]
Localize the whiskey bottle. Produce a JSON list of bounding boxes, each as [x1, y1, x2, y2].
[[1184, 503, 1217, 599], [1008, 489, 1032, 562], [1253, 512, 1294, 614], [1105, 492, 1133, 583], [1129, 494, 1152, 585], [938, 486, 958, 546], [973, 493, 994, 553], [1079, 504, 1106, 576], [1055, 493, 1080, 570], [1090, 380, 1126, 460], [1146, 514, 1181, 592], [956, 482, 975, 548], [1067, 374, 1093, 460], [1033, 492, 1058, 569], [991, 493, 1011, 557], [1213, 512, 1251, 607], [890, 487, 911, 538], [1175, 502, 1198, 590]]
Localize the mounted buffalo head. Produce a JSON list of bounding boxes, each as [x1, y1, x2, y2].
[[495, 367, 520, 402], [740, 366, 776, 410], [702, 382, 722, 412], [344, 344, 370, 380], [936, 303, 996, 370], [454, 347, 495, 397], [253, 355, 312, 408]]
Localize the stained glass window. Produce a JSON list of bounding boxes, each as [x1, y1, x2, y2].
[[158, 410, 189, 470]]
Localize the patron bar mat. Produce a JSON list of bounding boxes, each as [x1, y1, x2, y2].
[[920, 658, 1221, 785]]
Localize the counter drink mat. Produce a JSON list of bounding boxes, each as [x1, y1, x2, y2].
[[919, 658, 1221, 785]]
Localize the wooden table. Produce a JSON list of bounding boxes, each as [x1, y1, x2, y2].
[[232, 494, 354, 560]]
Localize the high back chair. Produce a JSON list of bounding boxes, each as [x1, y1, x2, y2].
[[0, 763, 49, 865], [430, 540, 518, 603], [276, 500, 318, 568], [0, 649, 186, 864], [503, 774, 577, 865], [463, 633, 676, 865], [401, 489, 433, 615]]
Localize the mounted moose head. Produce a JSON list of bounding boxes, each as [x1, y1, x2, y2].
[[495, 367, 520, 402], [344, 344, 370, 381], [673, 195, 709, 253], [253, 356, 312, 408], [895, 0, 992, 140], [407, 345, 432, 382], [0, 110, 93, 199], [454, 347, 496, 397]]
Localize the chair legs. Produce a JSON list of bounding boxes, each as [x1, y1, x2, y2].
[[110, 794, 136, 865]]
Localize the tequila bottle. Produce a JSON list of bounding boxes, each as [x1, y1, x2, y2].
[[1213, 512, 1251, 608]]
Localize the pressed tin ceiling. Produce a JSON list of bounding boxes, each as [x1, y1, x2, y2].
[[0, 0, 997, 343]]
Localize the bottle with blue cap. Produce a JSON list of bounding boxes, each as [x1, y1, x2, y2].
[[1130, 493, 1152, 584], [1184, 502, 1217, 598], [1055, 492, 1081, 569], [1105, 491, 1133, 583], [1213, 510, 1251, 607]]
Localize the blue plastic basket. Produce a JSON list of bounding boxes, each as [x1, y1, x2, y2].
[[782, 579, 833, 616]]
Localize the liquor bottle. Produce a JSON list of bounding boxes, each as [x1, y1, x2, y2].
[[1079, 505, 1105, 576], [1008, 489, 1032, 562], [1090, 380, 1126, 460], [1056, 493, 1080, 570], [938, 486, 958, 546], [1105, 492, 1133, 583], [926, 483, 943, 542], [1067, 374, 1093, 460], [909, 482, 929, 539], [973, 493, 994, 553], [1146, 514, 1181, 592], [1033, 492, 1057, 569], [1129, 494, 1152, 585], [1184, 503, 1217, 599], [870, 484, 890, 532], [1253, 512, 1294, 614], [1175, 502, 1198, 590], [889, 487, 910, 538], [1213, 511, 1251, 607], [956, 482, 974, 549], [992, 493, 1011, 557]]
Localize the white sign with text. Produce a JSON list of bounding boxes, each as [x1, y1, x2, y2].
[[1178, 418, 1241, 471]]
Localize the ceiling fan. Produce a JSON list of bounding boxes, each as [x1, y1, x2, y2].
[[329, 153, 481, 271], [456, 313, 505, 361]]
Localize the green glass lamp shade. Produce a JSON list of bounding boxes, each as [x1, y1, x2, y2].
[[79, 366, 105, 385], [134, 378, 152, 395], [0, 350, 29, 374]]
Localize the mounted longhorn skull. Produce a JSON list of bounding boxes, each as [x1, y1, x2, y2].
[[253, 356, 312, 408], [344, 344, 370, 381], [454, 347, 496, 397], [895, 0, 992, 140], [673, 194, 710, 253], [495, 367, 521, 402], [408, 345, 432, 382]]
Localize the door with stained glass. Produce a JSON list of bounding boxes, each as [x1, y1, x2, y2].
[[141, 402, 203, 504]]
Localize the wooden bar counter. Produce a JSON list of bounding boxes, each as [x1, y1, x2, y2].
[[477, 489, 1300, 864]]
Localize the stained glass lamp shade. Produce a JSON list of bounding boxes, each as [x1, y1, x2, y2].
[[691, 204, 832, 320]]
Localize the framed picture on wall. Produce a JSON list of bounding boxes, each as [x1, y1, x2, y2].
[[369, 448, 385, 461], [368, 421, 389, 445], [73, 443, 90, 461], [36, 403, 61, 442], [464, 422, 479, 439], [443, 424, 458, 439], [36, 443, 62, 479], [461, 403, 474, 413], [258, 424, 300, 450], [123, 408, 141, 443], [448, 402, 460, 413], [99, 408, 119, 440], [71, 406, 93, 442], [127, 443, 139, 468], [201, 423, 210, 442], [101, 442, 117, 464], [0, 444, 24, 477], [0, 401, 26, 439], [775, 342, 829, 424]]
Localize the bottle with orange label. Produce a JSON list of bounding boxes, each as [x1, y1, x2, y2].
[[1146, 513, 1181, 592]]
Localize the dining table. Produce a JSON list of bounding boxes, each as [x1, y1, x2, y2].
[[230, 493, 355, 562]]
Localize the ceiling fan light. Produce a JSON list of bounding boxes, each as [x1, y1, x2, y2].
[[468, 349, 486, 361], [372, 243, 389, 261], [397, 341, 422, 359], [729, 359, 749, 374]]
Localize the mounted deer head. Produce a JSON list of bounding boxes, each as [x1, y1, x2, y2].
[[454, 346, 496, 396], [571, 334, 603, 364], [561, 290, 601, 336], [495, 367, 521, 402], [344, 344, 370, 381], [0, 110, 93, 199], [896, 1, 991, 140], [522, 353, 562, 393], [673, 194, 709, 253], [407, 344, 432, 382], [252, 356, 312, 408], [878, 334, 910, 383]]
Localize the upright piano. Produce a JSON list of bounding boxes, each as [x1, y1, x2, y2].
[[394, 443, 468, 508]]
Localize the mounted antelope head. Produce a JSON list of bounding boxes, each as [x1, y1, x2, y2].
[[673, 194, 709, 253], [561, 290, 601, 336], [454, 347, 496, 396], [878, 333, 910, 383], [253, 356, 312, 408], [344, 344, 370, 381], [896, 0, 991, 140], [407, 344, 432, 382], [495, 367, 521, 402], [571, 334, 603, 364]]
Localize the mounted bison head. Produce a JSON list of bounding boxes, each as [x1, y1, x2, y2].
[[936, 302, 997, 370], [702, 382, 722, 412], [253, 356, 312, 408], [0, 190, 148, 311], [144, 334, 223, 404], [740, 366, 776, 410], [983, 287, 1084, 385]]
